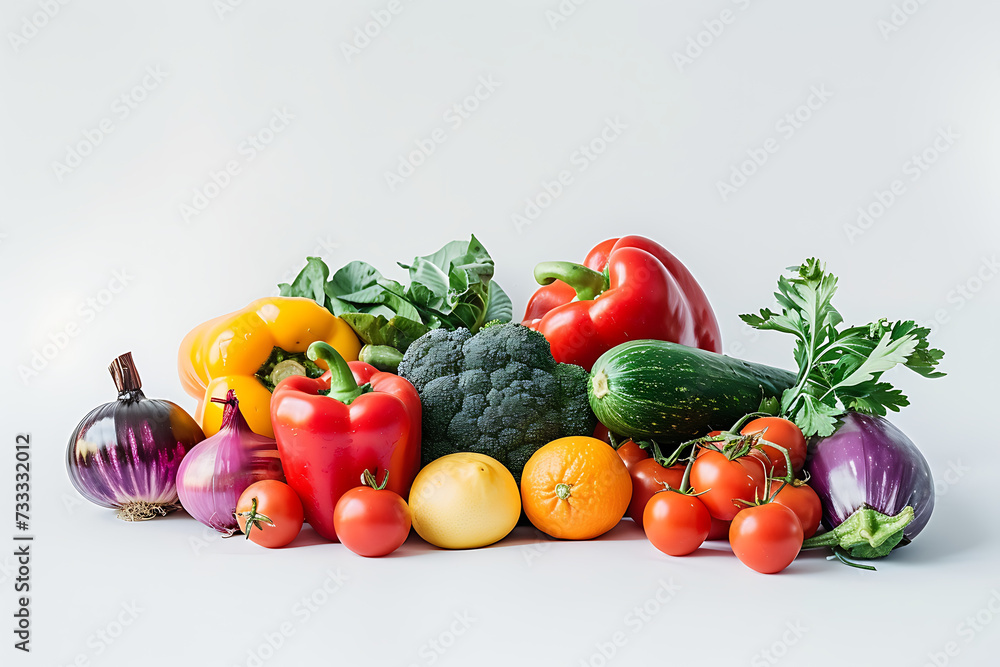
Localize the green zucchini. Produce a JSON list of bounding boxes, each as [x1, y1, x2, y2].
[[588, 340, 796, 444]]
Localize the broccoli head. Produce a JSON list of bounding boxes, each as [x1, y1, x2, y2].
[[397, 323, 597, 481]]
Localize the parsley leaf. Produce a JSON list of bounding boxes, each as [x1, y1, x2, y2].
[[741, 259, 945, 436]]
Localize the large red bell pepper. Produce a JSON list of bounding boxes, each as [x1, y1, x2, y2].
[[522, 235, 722, 370], [270, 341, 421, 542]]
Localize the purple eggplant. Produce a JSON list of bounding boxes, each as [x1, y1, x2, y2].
[[803, 411, 934, 560]]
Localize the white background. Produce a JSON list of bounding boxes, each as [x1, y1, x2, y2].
[[2, 1, 999, 666]]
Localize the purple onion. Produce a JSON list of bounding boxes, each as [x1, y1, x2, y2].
[[67, 352, 205, 521], [176, 390, 284, 535], [806, 412, 934, 552]]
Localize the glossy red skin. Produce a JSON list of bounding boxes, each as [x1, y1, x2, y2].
[[522, 239, 617, 324], [769, 480, 822, 538], [706, 516, 731, 541], [689, 451, 767, 521], [741, 418, 807, 477], [523, 236, 722, 370], [236, 480, 304, 549], [334, 486, 411, 557], [270, 362, 421, 542], [643, 491, 711, 556], [729, 503, 804, 574], [616, 439, 651, 471], [627, 458, 685, 526], [593, 421, 612, 444]]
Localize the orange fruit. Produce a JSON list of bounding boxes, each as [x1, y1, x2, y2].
[[520, 436, 632, 540]]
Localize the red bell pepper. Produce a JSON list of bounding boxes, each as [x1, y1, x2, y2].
[[522, 235, 722, 370], [270, 341, 421, 542]]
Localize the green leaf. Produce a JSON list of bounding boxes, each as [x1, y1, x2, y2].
[[891, 320, 946, 378], [406, 281, 445, 311], [830, 332, 919, 391], [340, 313, 430, 350], [278, 257, 329, 305], [794, 394, 842, 437], [338, 284, 394, 304], [328, 261, 382, 297], [484, 281, 513, 324], [840, 382, 910, 415], [404, 257, 451, 301]]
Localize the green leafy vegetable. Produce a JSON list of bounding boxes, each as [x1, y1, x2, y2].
[[741, 259, 945, 437], [279, 236, 511, 355]]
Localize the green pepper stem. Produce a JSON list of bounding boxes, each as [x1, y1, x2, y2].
[[534, 261, 608, 301], [307, 342, 363, 404]]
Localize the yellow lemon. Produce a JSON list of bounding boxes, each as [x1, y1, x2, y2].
[[408, 453, 521, 549]]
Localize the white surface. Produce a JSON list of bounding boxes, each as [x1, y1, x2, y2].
[[1, 1, 998, 665]]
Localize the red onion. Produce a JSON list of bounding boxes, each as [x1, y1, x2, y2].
[[66, 352, 205, 521], [176, 390, 284, 535]]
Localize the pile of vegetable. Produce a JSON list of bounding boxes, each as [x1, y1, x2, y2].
[[65, 234, 944, 572]]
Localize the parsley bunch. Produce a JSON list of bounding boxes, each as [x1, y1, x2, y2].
[[741, 259, 945, 437]]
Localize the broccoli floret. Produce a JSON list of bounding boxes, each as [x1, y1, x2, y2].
[[397, 323, 597, 481]]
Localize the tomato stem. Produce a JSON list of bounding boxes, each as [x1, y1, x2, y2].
[[360, 468, 390, 490], [235, 497, 275, 540]]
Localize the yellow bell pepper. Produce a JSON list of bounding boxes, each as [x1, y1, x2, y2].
[[178, 297, 361, 438]]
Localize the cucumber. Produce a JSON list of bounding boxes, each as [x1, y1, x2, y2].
[[588, 340, 796, 444]]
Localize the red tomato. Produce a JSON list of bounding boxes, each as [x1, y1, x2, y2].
[[769, 480, 822, 538], [627, 458, 685, 526], [616, 439, 651, 471], [689, 450, 767, 521], [740, 417, 806, 477], [643, 491, 711, 556], [334, 485, 411, 557], [706, 516, 731, 541], [593, 422, 612, 443], [235, 480, 304, 549], [729, 503, 804, 574]]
